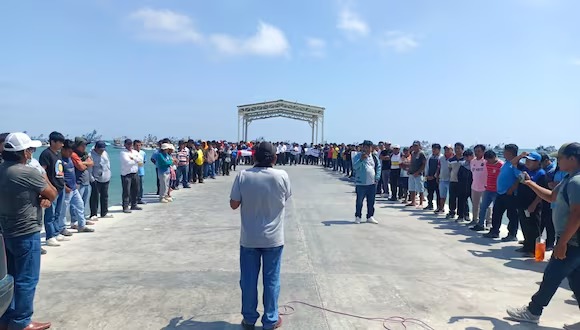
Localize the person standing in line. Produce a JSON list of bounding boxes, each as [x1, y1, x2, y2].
[[89, 141, 113, 219], [231, 144, 238, 172], [39, 131, 71, 247], [177, 140, 191, 188], [435, 145, 454, 213], [187, 140, 196, 183], [469, 145, 488, 226], [379, 142, 393, 199], [483, 144, 521, 240], [506, 143, 580, 328], [456, 149, 474, 222], [25, 145, 49, 255], [193, 143, 204, 183], [119, 138, 142, 213], [471, 150, 503, 231], [134, 140, 148, 203], [399, 147, 411, 201], [353, 140, 381, 224], [60, 140, 95, 233], [332, 144, 339, 171], [71, 137, 93, 220], [155, 143, 175, 203], [284, 143, 291, 166], [424, 143, 442, 210], [541, 152, 557, 251], [221, 145, 232, 176], [344, 145, 353, 178], [446, 143, 465, 219], [204, 143, 218, 179], [0, 132, 57, 330], [406, 141, 427, 208], [230, 142, 291, 330], [389, 145, 402, 201]]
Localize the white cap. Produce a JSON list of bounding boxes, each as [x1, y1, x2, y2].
[[3, 132, 42, 152], [161, 143, 175, 151], [392, 144, 401, 148]]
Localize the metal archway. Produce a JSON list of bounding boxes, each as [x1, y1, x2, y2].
[[237, 100, 325, 144]]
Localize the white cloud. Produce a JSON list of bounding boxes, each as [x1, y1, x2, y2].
[[210, 22, 290, 57], [305, 37, 327, 58], [129, 8, 203, 43], [337, 7, 370, 38], [129, 8, 289, 57], [380, 31, 419, 53]]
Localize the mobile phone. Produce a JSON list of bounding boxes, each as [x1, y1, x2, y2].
[[518, 172, 526, 183]]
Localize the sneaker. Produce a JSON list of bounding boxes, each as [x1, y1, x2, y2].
[[264, 316, 282, 330], [160, 198, 169, 203], [483, 232, 499, 238], [367, 217, 379, 224], [123, 208, 132, 214], [464, 216, 471, 222], [355, 217, 361, 224], [166, 197, 174, 202], [100, 214, 114, 219], [502, 235, 518, 242], [470, 225, 486, 232], [70, 224, 78, 230], [86, 220, 95, 226], [455, 217, 465, 223], [434, 209, 444, 214], [445, 213, 456, 219], [241, 320, 255, 330], [423, 205, 434, 210], [506, 305, 540, 324], [46, 238, 61, 247], [137, 200, 147, 205], [41, 248, 47, 255], [89, 215, 99, 221], [130, 206, 143, 211], [77, 226, 95, 233], [60, 229, 73, 237], [56, 234, 70, 242]]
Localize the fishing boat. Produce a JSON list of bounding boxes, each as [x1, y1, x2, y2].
[[536, 145, 557, 153], [113, 137, 127, 149]]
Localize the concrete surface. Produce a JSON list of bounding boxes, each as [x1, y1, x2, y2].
[[35, 165, 576, 329]]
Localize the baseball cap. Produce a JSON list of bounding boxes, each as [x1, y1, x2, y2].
[[161, 143, 174, 151], [95, 141, 107, 149], [255, 141, 276, 160], [392, 144, 400, 149], [74, 136, 87, 146], [444, 144, 453, 150], [3, 132, 42, 152], [362, 140, 374, 146], [525, 152, 542, 161]]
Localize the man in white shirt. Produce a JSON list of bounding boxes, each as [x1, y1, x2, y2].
[[120, 138, 142, 213]]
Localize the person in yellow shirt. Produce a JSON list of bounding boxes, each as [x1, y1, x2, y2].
[[332, 145, 339, 171], [191, 143, 204, 183]]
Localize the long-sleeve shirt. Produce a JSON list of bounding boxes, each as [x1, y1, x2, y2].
[[120, 149, 141, 176], [89, 150, 111, 183], [353, 152, 381, 186], [155, 152, 174, 174]]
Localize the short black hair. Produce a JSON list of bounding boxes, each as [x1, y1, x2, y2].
[[454, 142, 465, 150], [0, 132, 9, 143], [432, 143, 441, 150], [504, 144, 519, 155], [1, 150, 25, 162], [63, 139, 74, 150], [560, 142, 580, 163], [463, 149, 474, 157], [133, 140, 142, 146], [474, 144, 486, 152], [484, 150, 497, 160], [124, 138, 133, 146], [539, 152, 550, 162], [49, 131, 65, 143]]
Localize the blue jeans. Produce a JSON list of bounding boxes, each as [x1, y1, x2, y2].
[[177, 165, 189, 187], [240, 246, 283, 329], [43, 189, 65, 239], [355, 184, 376, 219], [477, 191, 497, 227], [78, 184, 91, 219], [528, 244, 580, 316], [332, 159, 338, 171], [0, 232, 41, 329], [64, 189, 86, 228]]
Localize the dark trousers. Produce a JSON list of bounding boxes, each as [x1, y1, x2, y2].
[[188, 163, 195, 182], [90, 181, 109, 217], [156, 169, 160, 195], [390, 169, 400, 199], [426, 179, 440, 208], [449, 182, 459, 215], [355, 184, 376, 219], [541, 204, 556, 249], [121, 173, 139, 209], [192, 164, 203, 183], [0, 232, 41, 329], [222, 161, 231, 176], [457, 188, 470, 218], [490, 193, 519, 236], [519, 208, 541, 253], [138, 176, 144, 201], [528, 244, 580, 316]]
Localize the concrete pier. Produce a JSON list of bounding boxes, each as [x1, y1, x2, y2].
[[35, 166, 576, 329]]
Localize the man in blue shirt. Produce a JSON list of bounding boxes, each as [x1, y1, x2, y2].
[[484, 144, 520, 240]]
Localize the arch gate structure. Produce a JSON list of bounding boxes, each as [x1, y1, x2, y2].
[[237, 100, 325, 144]]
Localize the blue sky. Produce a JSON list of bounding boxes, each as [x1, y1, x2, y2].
[[1, 0, 579, 147]]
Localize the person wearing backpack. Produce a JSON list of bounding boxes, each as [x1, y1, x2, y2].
[[352, 140, 381, 224], [506, 142, 580, 328]]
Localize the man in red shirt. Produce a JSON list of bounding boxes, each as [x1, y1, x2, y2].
[[471, 150, 504, 231]]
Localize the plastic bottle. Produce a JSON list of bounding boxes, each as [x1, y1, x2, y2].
[[535, 229, 547, 262]]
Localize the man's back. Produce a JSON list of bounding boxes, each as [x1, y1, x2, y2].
[[230, 167, 292, 249]]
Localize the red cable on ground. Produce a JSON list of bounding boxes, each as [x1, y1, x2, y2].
[[279, 301, 435, 330]]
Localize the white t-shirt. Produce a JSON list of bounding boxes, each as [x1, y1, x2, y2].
[[391, 153, 401, 169], [230, 167, 292, 248]]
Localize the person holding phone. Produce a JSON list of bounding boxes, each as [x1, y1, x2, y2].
[[352, 140, 381, 224]]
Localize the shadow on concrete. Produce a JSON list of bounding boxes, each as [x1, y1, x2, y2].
[[321, 220, 356, 226], [161, 317, 245, 330], [566, 299, 578, 306], [468, 246, 547, 272], [449, 316, 562, 329]]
